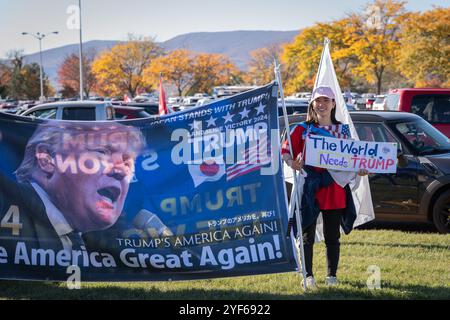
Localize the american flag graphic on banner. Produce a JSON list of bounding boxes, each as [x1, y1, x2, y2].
[[226, 135, 271, 181], [319, 124, 351, 139]]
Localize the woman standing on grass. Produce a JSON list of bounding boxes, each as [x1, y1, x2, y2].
[[282, 85, 368, 290]]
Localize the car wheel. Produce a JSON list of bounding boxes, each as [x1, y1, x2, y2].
[[432, 190, 450, 234]]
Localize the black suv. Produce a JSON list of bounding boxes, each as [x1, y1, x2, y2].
[[281, 111, 450, 234]]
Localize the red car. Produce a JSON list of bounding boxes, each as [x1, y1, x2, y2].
[[386, 88, 450, 137]]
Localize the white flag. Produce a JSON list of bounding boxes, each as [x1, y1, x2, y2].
[[314, 39, 375, 238]]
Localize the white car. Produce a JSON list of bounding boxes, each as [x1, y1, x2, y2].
[[182, 96, 202, 106], [193, 93, 210, 98], [134, 94, 158, 103], [372, 95, 387, 110], [292, 92, 312, 99], [168, 97, 183, 105], [196, 97, 215, 106]]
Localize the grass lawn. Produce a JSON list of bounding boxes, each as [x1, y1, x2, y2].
[[0, 228, 448, 300]]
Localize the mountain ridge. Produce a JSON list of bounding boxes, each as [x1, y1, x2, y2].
[[22, 30, 300, 86]]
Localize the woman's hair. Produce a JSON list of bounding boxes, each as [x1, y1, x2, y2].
[[306, 99, 341, 125]]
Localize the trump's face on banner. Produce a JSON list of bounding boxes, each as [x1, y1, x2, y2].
[[16, 122, 145, 233]]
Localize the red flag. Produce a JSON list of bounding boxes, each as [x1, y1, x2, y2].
[[159, 76, 169, 115]]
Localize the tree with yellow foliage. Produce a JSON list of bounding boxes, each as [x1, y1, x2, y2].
[[246, 45, 282, 86], [92, 36, 163, 97], [282, 0, 411, 94], [282, 19, 358, 94], [188, 53, 242, 95], [398, 7, 450, 87], [144, 49, 194, 96], [348, 0, 407, 93]]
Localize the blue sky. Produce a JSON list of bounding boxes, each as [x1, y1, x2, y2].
[[0, 0, 448, 58]]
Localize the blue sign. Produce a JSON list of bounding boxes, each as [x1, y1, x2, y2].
[[0, 83, 296, 281]]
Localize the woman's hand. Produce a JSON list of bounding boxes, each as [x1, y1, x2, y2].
[[290, 159, 304, 171], [358, 168, 369, 176]]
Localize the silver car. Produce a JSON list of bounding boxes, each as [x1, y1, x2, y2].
[[20, 101, 115, 120]]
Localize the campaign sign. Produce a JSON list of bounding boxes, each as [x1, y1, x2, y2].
[[305, 135, 398, 173], [0, 82, 297, 282]]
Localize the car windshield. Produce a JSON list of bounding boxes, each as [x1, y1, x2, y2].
[[394, 118, 450, 155]]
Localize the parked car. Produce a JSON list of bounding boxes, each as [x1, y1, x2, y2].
[[0, 99, 18, 109], [386, 88, 450, 137], [278, 98, 309, 116], [193, 93, 210, 98], [13, 100, 38, 114], [196, 97, 215, 106], [0, 108, 20, 114], [291, 92, 312, 99], [122, 102, 159, 115], [20, 101, 151, 120], [212, 85, 257, 98], [346, 104, 356, 111], [182, 96, 202, 107], [372, 95, 387, 110], [343, 92, 362, 108], [113, 106, 153, 119], [361, 93, 376, 110], [280, 111, 450, 234], [168, 97, 183, 105], [133, 93, 158, 103], [355, 93, 369, 109], [87, 96, 105, 101]]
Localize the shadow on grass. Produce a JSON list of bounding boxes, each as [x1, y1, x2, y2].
[[344, 240, 450, 251], [2, 278, 448, 300], [0, 279, 301, 300], [356, 221, 440, 234]]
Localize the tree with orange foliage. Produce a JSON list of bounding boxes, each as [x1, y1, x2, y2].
[[57, 51, 96, 98]]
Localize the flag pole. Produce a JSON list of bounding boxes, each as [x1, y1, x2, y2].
[[314, 38, 330, 88], [274, 60, 307, 290]]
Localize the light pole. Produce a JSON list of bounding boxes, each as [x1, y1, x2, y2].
[[22, 31, 58, 102], [78, 0, 84, 101]]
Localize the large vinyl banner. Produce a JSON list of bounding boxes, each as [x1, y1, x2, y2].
[[0, 83, 296, 281]]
